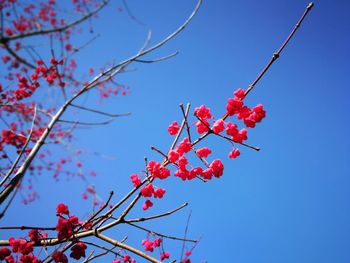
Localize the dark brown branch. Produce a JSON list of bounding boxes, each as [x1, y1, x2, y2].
[[126, 202, 188, 223], [180, 103, 192, 142], [0, 225, 55, 231], [122, 0, 146, 26], [71, 104, 131, 118], [57, 119, 114, 126], [126, 222, 197, 243], [244, 2, 314, 97], [180, 210, 192, 262], [150, 146, 168, 159], [2, 42, 36, 69]]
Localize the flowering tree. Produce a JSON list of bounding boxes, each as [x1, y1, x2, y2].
[[0, 0, 313, 262]]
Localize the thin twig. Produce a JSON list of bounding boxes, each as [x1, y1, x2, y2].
[[244, 2, 314, 97], [180, 210, 192, 262], [126, 222, 197, 243], [0, 225, 55, 231], [180, 103, 192, 142], [71, 104, 131, 118], [125, 202, 188, 223], [57, 119, 114, 126], [135, 51, 179, 64]]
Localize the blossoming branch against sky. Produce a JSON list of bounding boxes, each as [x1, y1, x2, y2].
[[0, 0, 350, 262]]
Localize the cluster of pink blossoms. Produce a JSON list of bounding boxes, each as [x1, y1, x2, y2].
[[141, 237, 170, 261], [52, 204, 87, 262], [55, 203, 80, 240], [2, 0, 61, 37], [136, 175, 166, 210], [0, 54, 102, 201], [112, 254, 135, 263], [128, 88, 266, 260], [1, 227, 50, 262], [131, 87, 266, 187]]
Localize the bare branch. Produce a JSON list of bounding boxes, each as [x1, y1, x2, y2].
[[169, 103, 191, 152], [2, 42, 36, 69], [244, 2, 314, 97], [122, 0, 146, 26], [0, 225, 55, 231], [180, 210, 192, 262], [126, 202, 188, 223], [71, 104, 131, 118], [180, 103, 192, 142], [57, 119, 114, 126], [126, 222, 197, 243], [82, 242, 119, 263], [135, 51, 179, 64]]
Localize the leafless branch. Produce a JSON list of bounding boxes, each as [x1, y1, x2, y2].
[[71, 104, 131, 118]]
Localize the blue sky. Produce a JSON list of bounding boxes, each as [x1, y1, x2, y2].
[[2, 0, 350, 262]]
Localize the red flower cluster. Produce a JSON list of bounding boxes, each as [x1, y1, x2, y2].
[[167, 121, 180, 135], [161, 251, 170, 260], [141, 237, 162, 252], [226, 88, 266, 129], [52, 251, 68, 263], [3, 0, 60, 38], [195, 105, 212, 134], [140, 183, 166, 210], [229, 148, 241, 159], [70, 242, 87, 260], [140, 183, 154, 197], [28, 229, 42, 242], [196, 147, 212, 158], [0, 248, 11, 261], [142, 199, 153, 210], [130, 174, 141, 187], [1, 128, 26, 150], [112, 254, 136, 263], [5, 237, 41, 262], [55, 203, 81, 240], [56, 203, 69, 215], [8, 238, 34, 255], [147, 161, 170, 179], [56, 216, 79, 240], [140, 184, 166, 199], [17, 254, 41, 263], [134, 87, 265, 214]]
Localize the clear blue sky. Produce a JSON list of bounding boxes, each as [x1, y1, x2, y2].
[[3, 0, 350, 262]]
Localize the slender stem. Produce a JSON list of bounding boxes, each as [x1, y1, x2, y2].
[[126, 202, 188, 223], [0, 225, 55, 231], [180, 210, 192, 262], [126, 222, 197, 243], [245, 2, 314, 97], [71, 104, 131, 118]]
